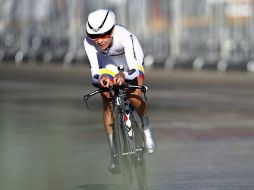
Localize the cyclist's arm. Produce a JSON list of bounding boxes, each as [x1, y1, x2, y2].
[[84, 38, 100, 84], [121, 32, 144, 80]]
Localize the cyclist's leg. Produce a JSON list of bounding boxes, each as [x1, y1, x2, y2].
[[101, 91, 119, 173], [92, 82, 114, 135], [127, 77, 156, 154], [127, 77, 147, 116], [101, 91, 114, 134]]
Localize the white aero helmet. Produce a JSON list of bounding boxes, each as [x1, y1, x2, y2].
[[86, 9, 116, 39]]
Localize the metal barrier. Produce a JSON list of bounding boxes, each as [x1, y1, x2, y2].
[[0, 0, 253, 71]]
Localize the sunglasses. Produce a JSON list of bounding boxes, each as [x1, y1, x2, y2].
[[88, 33, 111, 40], [87, 28, 113, 40]]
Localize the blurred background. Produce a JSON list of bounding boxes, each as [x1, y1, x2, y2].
[[0, 0, 254, 71], [1, 1, 254, 190]]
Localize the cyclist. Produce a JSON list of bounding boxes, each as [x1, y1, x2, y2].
[[84, 9, 156, 173]]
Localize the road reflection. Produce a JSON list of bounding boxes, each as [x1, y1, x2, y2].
[[0, 80, 109, 190]]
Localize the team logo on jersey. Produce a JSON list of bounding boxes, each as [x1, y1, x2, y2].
[[130, 35, 137, 60]]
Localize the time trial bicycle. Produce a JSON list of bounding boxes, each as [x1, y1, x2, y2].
[[83, 83, 148, 190]]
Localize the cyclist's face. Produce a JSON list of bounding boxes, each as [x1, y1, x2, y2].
[[93, 34, 112, 50]]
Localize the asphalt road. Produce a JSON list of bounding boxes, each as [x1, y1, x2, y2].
[[1, 64, 254, 190]]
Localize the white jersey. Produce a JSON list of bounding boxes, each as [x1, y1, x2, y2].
[[84, 25, 144, 83]]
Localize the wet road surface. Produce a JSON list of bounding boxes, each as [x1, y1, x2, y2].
[[1, 65, 254, 190]]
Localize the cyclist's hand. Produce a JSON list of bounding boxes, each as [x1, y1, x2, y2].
[[99, 75, 111, 88], [114, 72, 125, 86]]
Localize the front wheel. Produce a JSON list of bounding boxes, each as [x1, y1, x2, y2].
[[131, 113, 147, 190], [113, 107, 134, 190]]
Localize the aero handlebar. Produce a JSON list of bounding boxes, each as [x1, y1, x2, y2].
[[83, 83, 148, 109]]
